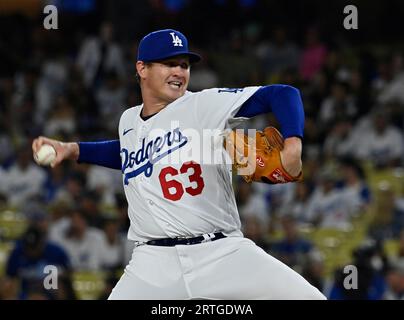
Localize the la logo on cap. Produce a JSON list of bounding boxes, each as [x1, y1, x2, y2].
[[170, 32, 183, 47]]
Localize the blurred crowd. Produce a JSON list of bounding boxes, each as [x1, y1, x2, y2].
[[1, 1, 404, 300]]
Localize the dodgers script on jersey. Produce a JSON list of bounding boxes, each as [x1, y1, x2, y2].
[[118, 87, 261, 242]]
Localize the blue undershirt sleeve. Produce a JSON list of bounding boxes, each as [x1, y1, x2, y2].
[[236, 84, 305, 139], [77, 140, 122, 170]]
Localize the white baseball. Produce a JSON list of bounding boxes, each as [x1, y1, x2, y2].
[[34, 144, 57, 166]]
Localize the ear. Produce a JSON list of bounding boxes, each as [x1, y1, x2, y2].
[[136, 61, 147, 80]]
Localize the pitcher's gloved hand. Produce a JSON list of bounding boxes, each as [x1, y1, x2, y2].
[[225, 126, 303, 184]]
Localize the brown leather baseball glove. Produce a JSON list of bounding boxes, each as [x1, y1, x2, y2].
[[225, 126, 303, 184]]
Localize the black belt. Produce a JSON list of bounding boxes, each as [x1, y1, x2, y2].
[[146, 232, 226, 246]]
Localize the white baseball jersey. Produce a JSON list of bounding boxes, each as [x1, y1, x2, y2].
[[118, 87, 261, 242]]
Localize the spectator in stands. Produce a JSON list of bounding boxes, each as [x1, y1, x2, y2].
[[329, 239, 387, 300], [43, 95, 76, 137], [323, 118, 354, 159], [339, 158, 371, 215], [270, 215, 314, 271], [377, 53, 404, 105], [302, 117, 323, 161], [43, 164, 67, 203], [35, 45, 69, 127], [319, 81, 358, 129], [278, 181, 313, 225], [76, 22, 126, 89], [87, 164, 122, 207], [5, 225, 70, 299], [236, 181, 270, 231], [187, 52, 219, 91], [258, 26, 299, 80], [299, 27, 327, 81], [54, 171, 87, 204], [372, 57, 394, 98], [65, 66, 98, 136], [23, 203, 50, 234], [3, 145, 46, 207], [98, 216, 127, 271], [350, 110, 404, 168], [11, 65, 40, 136], [305, 168, 357, 230], [50, 208, 103, 271], [77, 191, 104, 229], [94, 71, 126, 133]]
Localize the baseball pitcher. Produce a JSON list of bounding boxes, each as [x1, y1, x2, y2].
[[32, 29, 326, 300]]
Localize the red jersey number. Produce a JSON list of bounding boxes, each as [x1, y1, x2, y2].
[[159, 161, 205, 201]]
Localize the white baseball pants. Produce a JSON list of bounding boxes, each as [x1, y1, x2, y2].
[[108, 236, 326, 300]]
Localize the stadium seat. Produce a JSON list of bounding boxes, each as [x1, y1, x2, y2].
[[72, 271, 106, 300], [384, 239, 399, 258], [0, 209, 28, 241]]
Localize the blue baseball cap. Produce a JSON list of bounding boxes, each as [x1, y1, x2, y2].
[[137, 29, 201, 63]]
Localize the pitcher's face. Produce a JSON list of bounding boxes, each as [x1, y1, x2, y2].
[[138, 56, 190, 104]]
